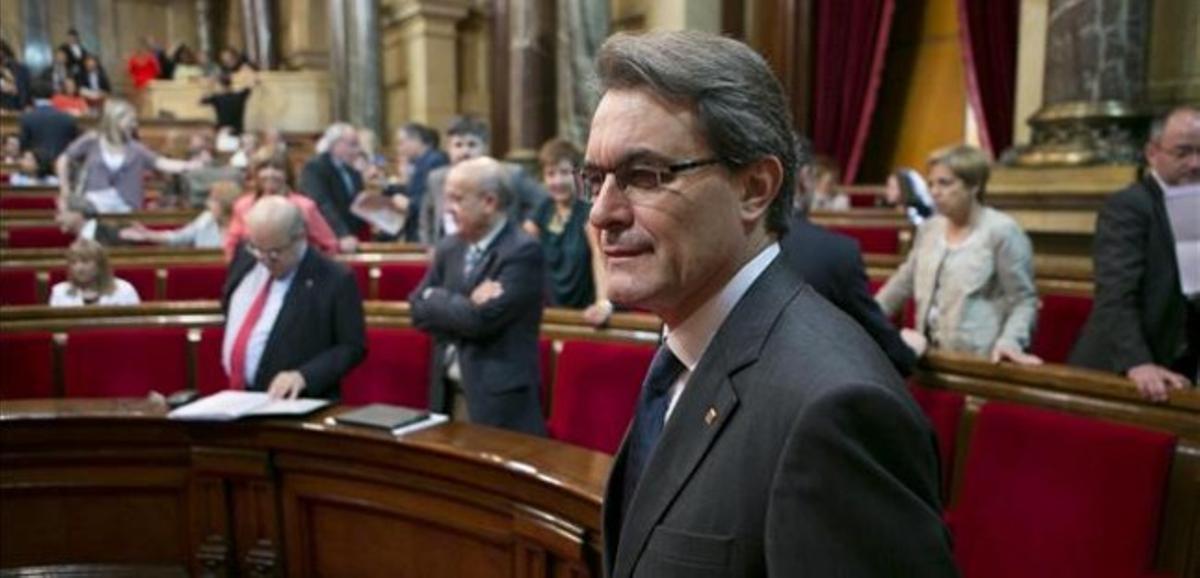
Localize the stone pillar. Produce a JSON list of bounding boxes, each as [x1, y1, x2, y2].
[[348, 0, 383, 135], [278, 0, 329, 70], [385, 0, 471, 133], [1010, 0, 1151, 166], [240, 0, 276, 69], [194, 0, 213, 61], [507, 0, 556, 155]]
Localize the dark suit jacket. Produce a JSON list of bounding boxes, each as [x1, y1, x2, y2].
[[20, 104, 79, 171], [603, 259, 955, 578], [74, 67, 111, 94], [1070, 177, 1194, 374], [299, 152, 365, 237], [409, 220, 547, 435], [780, 216, 917, 376], [221, 246, 367, 399]]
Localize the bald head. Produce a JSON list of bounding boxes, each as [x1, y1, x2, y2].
[[245, 196, 308, 278], [1147, 107, 1200, 186], [445, 156, 511, 243]]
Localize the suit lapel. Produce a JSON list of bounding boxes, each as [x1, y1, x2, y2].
[[610, 260, 803, 578], [465, 222, 511, 289], [254, 249, 318, 388]]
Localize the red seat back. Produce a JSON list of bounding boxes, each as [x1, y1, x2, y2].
[[112, 267, 158, 301], [907, 384, 964, 502], [7, 226, 74, 249], [546, 340, 656, 454], [376, 261, 429, 301], [341, 327, 432, 407], [1030, 293, 1092, 364], [0, 196, 57, 210], [827, 225, 901, 254], [165, 264, 227, 300], [195, 326, 228, 395], [0, 332, 56, 399], [950, 402, 1175, 578], [349, 262, 371, 300], [64, 327, 189, 397], [0, 269, 40, 305]]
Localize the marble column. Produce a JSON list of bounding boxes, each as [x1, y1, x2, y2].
[[507, 0, 557, 155], [194, 0, 213, 61], [348, 0, 383, 135], [240, 0, 276, 69], [1009, 0, 1151, 166], [555, 0, 608, 146], [386, 0, 471, 133]]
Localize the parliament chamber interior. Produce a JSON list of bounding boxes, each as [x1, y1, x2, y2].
[[1, 0, 1198, 577]]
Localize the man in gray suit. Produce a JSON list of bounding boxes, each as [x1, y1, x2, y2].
[[586, 31, 956, 577], [409, 156, 547, 436]]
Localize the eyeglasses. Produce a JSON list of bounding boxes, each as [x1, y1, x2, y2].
[[246, 238, 298, 262], [578, 158, 722, 203]]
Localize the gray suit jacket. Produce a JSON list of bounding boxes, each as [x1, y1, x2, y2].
[[409, 221, 547, 435], [603, 259, 956, 578]]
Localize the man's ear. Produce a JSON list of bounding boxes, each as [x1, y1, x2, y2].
[[738, 156, 783, 224]]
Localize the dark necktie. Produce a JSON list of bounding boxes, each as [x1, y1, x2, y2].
[[622, 345, 685, 513], [463, 245, 483, 278]]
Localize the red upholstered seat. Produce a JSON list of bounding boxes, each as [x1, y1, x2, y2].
[[64, 327, 189, 398], [0, 196, 57, 210], [848, 191, 878, 208], [827, 225, 901, 254], [376, 261, 429, 301], [7, 226, 74, 249], [539, 338, 554, 415], [1030, 293, 1093, 364], [0, 332, 56, 399], [949, 402, 1175, 578], [546, 340, 656, 454], [196, 326, 228, 395], [907, 384, 964, 502], [112, 266, 158, 301], [0, 269, 39, 305], [341, 327, 431, 407], [164, 264, 227, 300]]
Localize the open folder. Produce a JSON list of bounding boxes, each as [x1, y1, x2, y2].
[[167, 390, 329, 421]]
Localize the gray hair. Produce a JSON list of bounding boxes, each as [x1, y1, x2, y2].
[[316, 122, 357, 154], [1148, 106, 1199, 143], [245, 195, 306, 240], [596, 31, 796, 235], [453, 156, 512, 210]]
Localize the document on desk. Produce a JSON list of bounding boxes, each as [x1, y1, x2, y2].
[[351, 192, 404, 236], [168, 391, 329, 421], [1164, 183, 1200, 298]]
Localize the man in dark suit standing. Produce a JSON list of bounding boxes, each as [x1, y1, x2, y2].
[[1071, 106, 1200, 401], [409, 156, 547, 436], [300, 123, 365, 254], [586, 31, 954, 578], [221, 196, 366, 399], [19, 78, 79, 176]]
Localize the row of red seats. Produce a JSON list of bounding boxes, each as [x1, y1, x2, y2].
[[0, 260, 429, 305], [0, 196, 58, 210], [910, 386, 1175, 578], [0, 327, 653, 456]]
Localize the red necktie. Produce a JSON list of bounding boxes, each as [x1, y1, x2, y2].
[[228, 278, 273, 390]]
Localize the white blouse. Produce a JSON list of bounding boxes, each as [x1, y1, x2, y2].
[[49, 278, 142, 307]]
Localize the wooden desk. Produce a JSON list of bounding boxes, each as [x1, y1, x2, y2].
[[0, 399, 610, 577]]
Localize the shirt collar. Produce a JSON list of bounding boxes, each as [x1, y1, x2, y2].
[[472, 216, 507, 254], [80, 219, 97, 241], [1150, 170, 1170, 194], [665, 243, 780, 371]]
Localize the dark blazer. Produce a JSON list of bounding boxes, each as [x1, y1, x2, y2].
[[603, 259, 955, 578], [74, 66, 110, 94], [780, 216, 917, 376], [221, 246, 367, 399], [1070, 177, 1194, 374], [409, 220, 547, 435], [299, 152, 365, 238], [19, 104, 79, 171]]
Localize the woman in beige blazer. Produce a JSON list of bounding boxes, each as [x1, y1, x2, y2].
[[876, 145, 1041, 365]]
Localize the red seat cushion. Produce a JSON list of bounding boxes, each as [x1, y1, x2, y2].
[[164, 264, 227, 300], [195, 326, 228, 395], [0, 269, 40, 305], [827, 225, 901, 254], [950, 402, 1175, 578], [0, 196, 57, 210], [376, 261, 429, 301], [0, 331, 56, 399], [341, 327, 431, 407], [7, 226, 74, 249], [907, 384, 964, 502], [64, 327, 189, 397], [546, 340, 656, 454], [1030, 293, 1093, 364]]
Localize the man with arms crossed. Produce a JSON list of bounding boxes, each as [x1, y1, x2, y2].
[[588, 31, 956, 577]]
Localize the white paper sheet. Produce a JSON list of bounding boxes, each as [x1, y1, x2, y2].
[[1164, 184, 1200, 297], [168, 390, 329, 421]]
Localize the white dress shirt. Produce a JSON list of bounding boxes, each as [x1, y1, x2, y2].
[[661, 243, 781, 422], [222, 262, 298, 387], [49, 278, 141, 306]]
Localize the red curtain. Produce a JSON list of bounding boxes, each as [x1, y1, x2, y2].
[[958, 0, 1019, 156], [809, 0, 895, 184]]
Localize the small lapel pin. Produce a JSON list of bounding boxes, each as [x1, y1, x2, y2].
[[305, 279, 314, 289], [704, 407, 718, 425]]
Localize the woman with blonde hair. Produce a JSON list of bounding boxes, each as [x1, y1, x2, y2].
[[875, 144, 1041, 364], [49, 238, 141, 306], [119, 180, 243, 248], [55, 98, 201, 213]]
